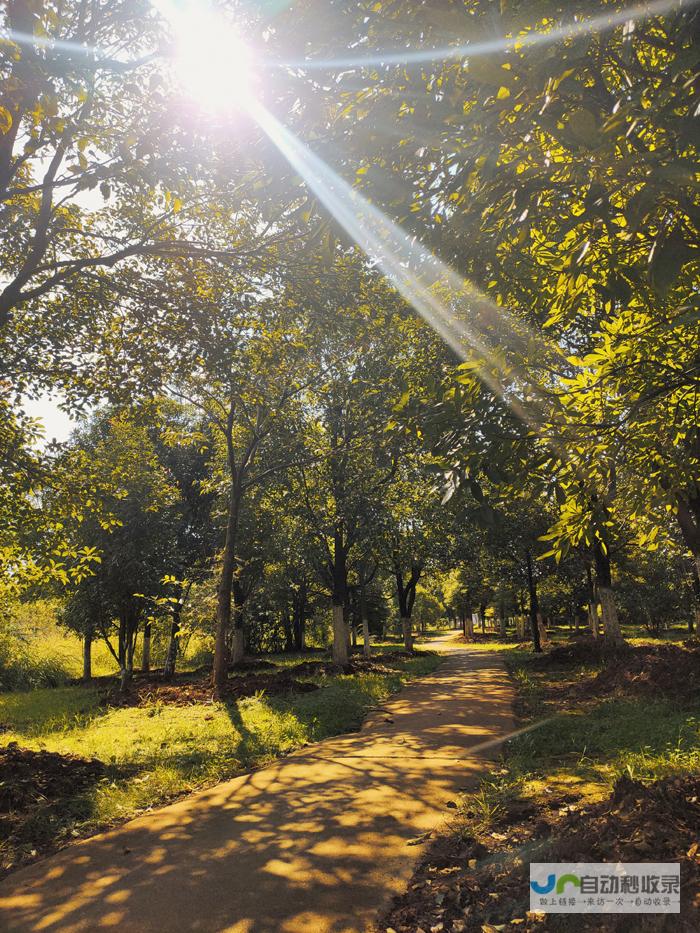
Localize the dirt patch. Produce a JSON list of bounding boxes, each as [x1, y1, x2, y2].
[[532, 636, 622, 666], [286, 652, 415, 678], [101, 670, 320, 708], [380, 775, 700, 932], [229, 659, 277, 672], [0, 743, 105, 814], [461, 631, 520, 645], [589, 644, 700, 702]]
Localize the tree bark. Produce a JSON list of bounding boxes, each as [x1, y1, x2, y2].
[[82, 630, 92, 682], [292, 582, 307, 652], [213, 480, 241, 691], [141, 618, 151, 673], [394, 561, 421, 653], [331, 524, 349, 665], [585, 565, 599, 637], [401, 616, 413, 652], [691, 563, 700, 635], [163, 603, 181, 681], [525, 549, 542, 653], [675, 497, 700, 586], [593, 538, 624, 643], [332, 604, 348, 666], [360, 583, 371, 659], [118, 605, 138, 691]]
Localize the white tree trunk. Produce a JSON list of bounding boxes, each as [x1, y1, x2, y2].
[[362, 617, 371, 658], [598, 586, 622, 642], [588, 603, 600, 638], [230, 629, 245, 666]]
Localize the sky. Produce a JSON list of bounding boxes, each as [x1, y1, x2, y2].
[[23, 394, 80, 445]]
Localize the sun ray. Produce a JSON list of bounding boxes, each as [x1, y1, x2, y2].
[[248, 99, 561, 437], [281, 0, 695, 70]]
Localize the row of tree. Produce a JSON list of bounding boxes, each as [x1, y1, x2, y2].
[[1, 1, 698, 687]]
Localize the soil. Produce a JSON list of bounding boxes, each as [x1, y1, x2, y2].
[[100, 669, 320, 708], [532, 636, 621, 666], [0, 743, 105, 816], [588, 644, 700, 702], [288, 655, 414, 678], [380, 774, 700, 932], [229, 659, 277, 672]]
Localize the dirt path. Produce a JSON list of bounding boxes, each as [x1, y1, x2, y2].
[[0, 634, 514, 932]]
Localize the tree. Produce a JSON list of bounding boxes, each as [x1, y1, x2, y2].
[[59, 410, 177, 688]]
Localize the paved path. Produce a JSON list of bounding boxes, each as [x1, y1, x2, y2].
[[0, 634, 514, 933]]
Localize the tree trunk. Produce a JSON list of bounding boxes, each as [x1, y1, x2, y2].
[[585, 566, 599, 637], [394, 562, 420, 653], [213, 482, 241, 691], [360, 584, 371, 659], [141, 618, 151, 673], [331, 524, 349, 666], [332, 603, 348, 666], [82, 630, 92, 681], [163, 603, 181, 681], [598, 585, 622, 642], [401, 616, 413, 652], [118, 606, 138, 692], [230, 628, 245, 665], [594, 538, 624, 643], [691, 561, 700, 635], [292, 581, 307, 651], [525, 549, 543, 653]]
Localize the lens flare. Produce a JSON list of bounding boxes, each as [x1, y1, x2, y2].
[[284, 0, 696, 70]]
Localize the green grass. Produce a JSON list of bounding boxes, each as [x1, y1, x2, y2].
[[453, 631, 700, 835], [0, 610, 117, 691], [0, 649, 440, 872]]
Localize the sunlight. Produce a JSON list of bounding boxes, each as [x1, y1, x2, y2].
[[155, 0, 253, 112], [285, 0, 695, 70], [248, 99, 555, 432]]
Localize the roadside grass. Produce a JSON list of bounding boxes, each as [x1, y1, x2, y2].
[[0, 649, 440, 873], [453, 632, 700, 837]]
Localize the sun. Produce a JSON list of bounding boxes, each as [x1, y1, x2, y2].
[[171, 5, 253, 113]]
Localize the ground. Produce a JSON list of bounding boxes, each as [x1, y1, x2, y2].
[[0, 640, 439, 876], [380, 630, 700, 932], [0, 633, 514, 932]]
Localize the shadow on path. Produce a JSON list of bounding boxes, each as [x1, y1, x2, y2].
[[0, 634, 514, 933]]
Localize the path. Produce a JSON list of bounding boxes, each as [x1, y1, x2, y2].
[[0, 634, 514, 933]]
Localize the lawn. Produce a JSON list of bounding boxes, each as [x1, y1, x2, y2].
[[0, 646, 440, 874]]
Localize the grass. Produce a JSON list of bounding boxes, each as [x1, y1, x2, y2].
[[0, 648, 440, 872], [0, 609, 117, 691], [453, 628, 700, 835]]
